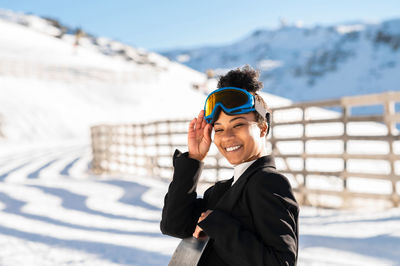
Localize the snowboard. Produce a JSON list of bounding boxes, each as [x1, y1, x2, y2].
[[168, 237, 209, 266]]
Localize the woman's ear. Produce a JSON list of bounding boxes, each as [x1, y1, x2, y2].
[[259, 122, 268, 137]]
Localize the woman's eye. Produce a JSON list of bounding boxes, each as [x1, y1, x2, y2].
[[234, 124, 244, 128], [214, 129, 223, 133]]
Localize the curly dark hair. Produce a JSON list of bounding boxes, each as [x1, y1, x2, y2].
[[217, 65, 271, 136], [217, 65, 263, 92]]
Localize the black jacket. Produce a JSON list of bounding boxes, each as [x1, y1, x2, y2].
[[160, 150, 299, 266]]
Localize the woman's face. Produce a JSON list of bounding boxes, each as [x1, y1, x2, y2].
[[213, 111, 267, 165]]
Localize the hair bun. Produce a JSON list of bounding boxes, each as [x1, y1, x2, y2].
[[217, 65, 263, 93]]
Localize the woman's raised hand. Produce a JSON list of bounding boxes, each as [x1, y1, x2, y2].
[[188, 110, 212, 161]]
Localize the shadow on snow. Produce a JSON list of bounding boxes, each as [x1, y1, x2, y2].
[[0, 224, 170, 266], [0, 192, 162, 237], [101, 180, 161, 211], [29, 185, 159, 223], [301, 233, 400, 263]]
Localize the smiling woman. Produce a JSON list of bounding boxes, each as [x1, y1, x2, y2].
[[160, 65, 299, 266]]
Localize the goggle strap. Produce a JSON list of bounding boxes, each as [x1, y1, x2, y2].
[[254, 98, 271, 135], [254, 98, 267, 119]]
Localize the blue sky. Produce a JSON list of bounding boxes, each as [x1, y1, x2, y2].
[[1, 0, 399, 51]]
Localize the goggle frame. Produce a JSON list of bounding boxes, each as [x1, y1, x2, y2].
[[203, 87, 256, 124]]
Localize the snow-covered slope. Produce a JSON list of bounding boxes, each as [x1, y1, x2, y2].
[[0, 9, 206, 142], [162, 19, 400, 102]]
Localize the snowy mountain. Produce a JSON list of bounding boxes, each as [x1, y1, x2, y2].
[[161, 19, 400, 102], [0, 9, 292, 142], [0, 9, 207, 142]]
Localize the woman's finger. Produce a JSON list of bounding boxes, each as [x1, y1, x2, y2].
[[201, 115, 207, 129], [203, 124, 212, 142], [195, 111, 203, 131], [188, 118, 196, 134], [192, 225, 201, 238]]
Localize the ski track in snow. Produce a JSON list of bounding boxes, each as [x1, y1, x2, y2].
[[0, 144, 399, 266], [0, 143, 178, 266]]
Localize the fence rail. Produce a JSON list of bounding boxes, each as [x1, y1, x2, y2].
[[91, 91, 400, 208]]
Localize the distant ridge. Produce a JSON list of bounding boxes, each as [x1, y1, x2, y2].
[[161, 18, 400, 102], [0, 8, 161, 67]]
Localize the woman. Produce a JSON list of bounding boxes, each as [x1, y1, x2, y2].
[[161, 66, 299, 266]]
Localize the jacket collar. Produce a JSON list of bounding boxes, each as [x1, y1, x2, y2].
[[243, 154, 276, 171], [214, 155, 275, 212]]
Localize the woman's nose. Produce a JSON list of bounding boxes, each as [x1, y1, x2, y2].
[[221, 128, 235, 140]]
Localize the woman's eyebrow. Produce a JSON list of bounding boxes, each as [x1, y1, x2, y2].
[[214, 117, 247, 125], [229, 117, 247, 122]]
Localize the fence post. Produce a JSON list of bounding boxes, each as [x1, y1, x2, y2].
[[123, 124, 130, 172], [167, 120, 172, 155], [341, 105, 350, 208], [384, 96, 399, 207], [90, 126, 99, 174], [154, 121, 160, 178], [301, 106, 308, 205], [106, 125, 115, 175], [141, 123, 151, 176], [269, 109, 275, 152], [129, 124, 135, 173]]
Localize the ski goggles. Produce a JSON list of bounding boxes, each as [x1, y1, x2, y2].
[[204, 87, 267, 124]]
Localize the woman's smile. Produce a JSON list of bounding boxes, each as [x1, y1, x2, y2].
[[225, 145, 242, 152]]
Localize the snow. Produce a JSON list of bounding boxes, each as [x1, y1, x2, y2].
[[335, 24, 365, 34], [0, 142, 179, 265], [257, 59, 283, 71], [1, 142, 400, 265], [1, 9, 400, 266]]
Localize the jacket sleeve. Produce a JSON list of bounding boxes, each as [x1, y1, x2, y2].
[[160, 149, 207, 238], [198, 172, 299, 266]]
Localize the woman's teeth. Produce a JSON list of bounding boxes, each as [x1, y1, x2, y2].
[[226, 145, 241, 152]]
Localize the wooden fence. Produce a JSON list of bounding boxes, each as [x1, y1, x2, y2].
[[90, 119, 233, 184], [91, 91, 400, 208], [270, 91, 400, 207]]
